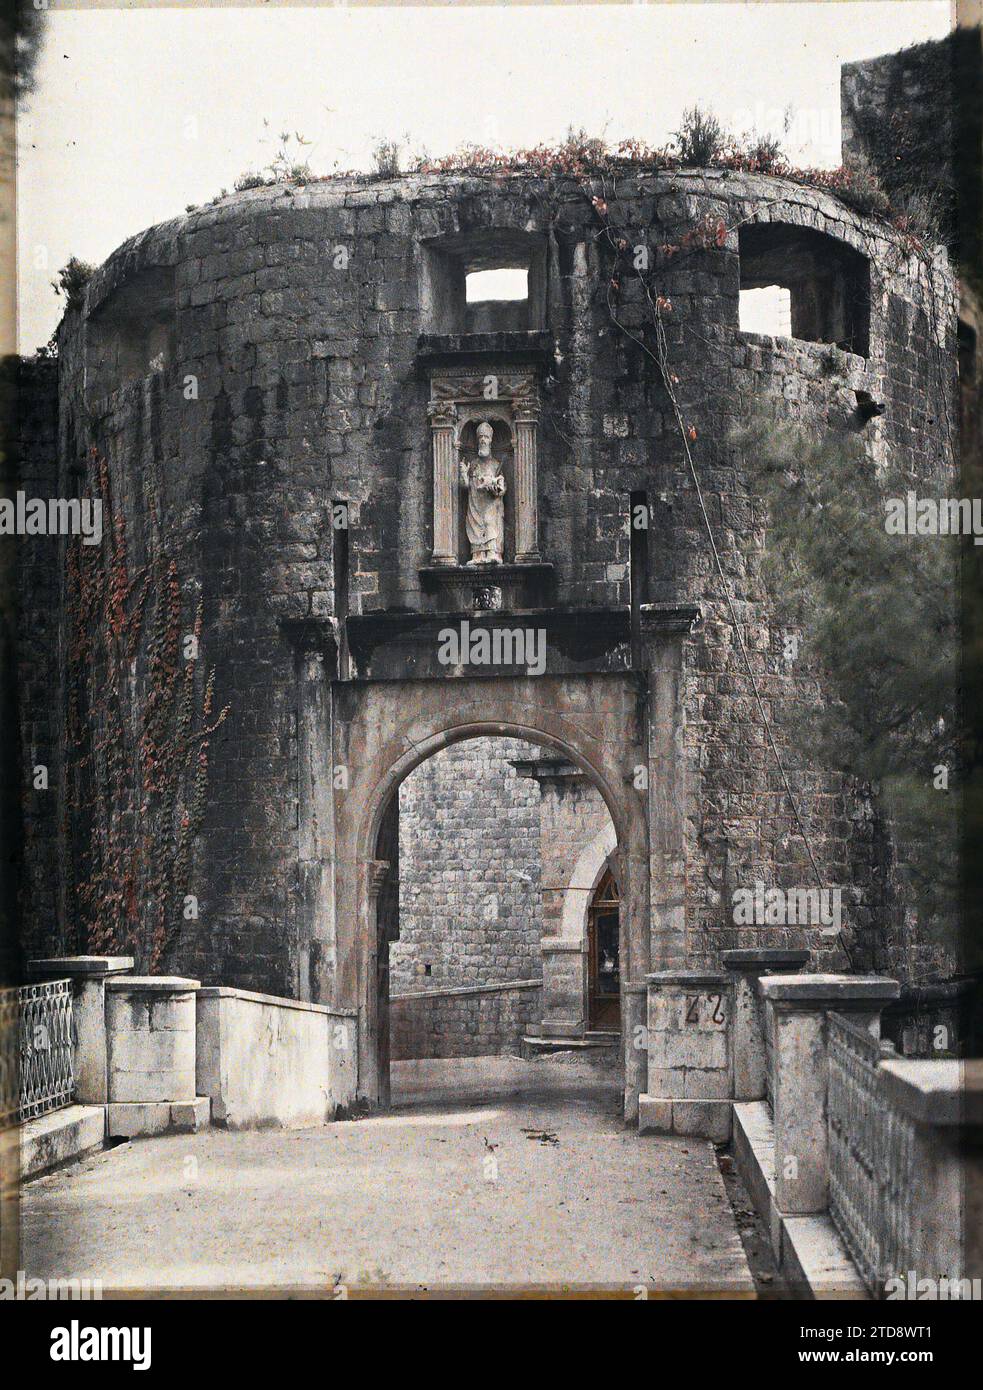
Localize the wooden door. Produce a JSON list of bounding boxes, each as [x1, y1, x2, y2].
[[587, 869, 621, 1031]]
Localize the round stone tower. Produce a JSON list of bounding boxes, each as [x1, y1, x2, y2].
[[31, 166, 957, 1110]]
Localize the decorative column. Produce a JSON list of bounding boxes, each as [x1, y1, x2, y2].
[[759, 974, 899, 1215], [512, 397, 542, 563], [722, 948, 809, 1102], [28, 955, 133, 1105], [428, 400, 458, 566]]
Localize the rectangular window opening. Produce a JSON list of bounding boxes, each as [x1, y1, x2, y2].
[[738, 223, 870, 357], [465, 267, 529, 303], [739, 286, 792, 338]]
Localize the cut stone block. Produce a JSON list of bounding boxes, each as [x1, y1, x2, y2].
[[637, 1095, 672, 1134], [671, 1099, 732, 1142], [20, 1105, 105, 1180], [107, 1101, 173, 1138], [170, 1097, 211, 1132]]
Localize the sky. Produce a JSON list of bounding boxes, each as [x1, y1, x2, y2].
[[16, 1, 952, 352]]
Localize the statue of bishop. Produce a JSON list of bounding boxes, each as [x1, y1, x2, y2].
[[460, 421, 506, 565]]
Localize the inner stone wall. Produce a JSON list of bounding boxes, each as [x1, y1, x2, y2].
[[392, 737, 543, 992]]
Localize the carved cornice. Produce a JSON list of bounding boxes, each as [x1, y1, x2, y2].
[[429, 368, 539, 406], [416, 331, 555, 371]]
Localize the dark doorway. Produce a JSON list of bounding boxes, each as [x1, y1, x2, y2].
[[587, 869, 620, 1031]]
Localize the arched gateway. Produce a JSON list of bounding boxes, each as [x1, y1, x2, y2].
[[330, 674, 652, 1118]]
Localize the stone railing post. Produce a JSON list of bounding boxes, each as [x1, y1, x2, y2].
[[878, 1058, 983, 1287], [722, 949, 809, 1102], [640, 970, 734, 1140], [28, 955, 134, 1105], [105, 976, 208, 1136], [759, 974, 899, 1216]]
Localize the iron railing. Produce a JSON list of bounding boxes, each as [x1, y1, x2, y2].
[[827, 1009, 897, 1295], [0, 980, 75, 1127]]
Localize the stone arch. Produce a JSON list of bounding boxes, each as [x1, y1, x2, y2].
[[363, 723, 628, 1107], [331, 675, 650, 1117], [362, 720, 628, 869], [558, 820, 619, 943]]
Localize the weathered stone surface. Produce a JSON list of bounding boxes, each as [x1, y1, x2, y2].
[[14, 164, 958, 1113], [391, 981, 541, 1060], [21, 1065, 754, 1292], [723, 949, 810, 1101], [762, 974, 899, 1215], [878, 1058, 983, 1126], [392, 737, 542, 997], [19, 1105, 105, 1181], [195, 985, 357, 1126], [105, 977, 199, 1105]]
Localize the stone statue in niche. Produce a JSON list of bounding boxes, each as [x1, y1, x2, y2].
[[460, 420, 506, 565]]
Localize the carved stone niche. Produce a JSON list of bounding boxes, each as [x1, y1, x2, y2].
[[427, 367, 544, 575]]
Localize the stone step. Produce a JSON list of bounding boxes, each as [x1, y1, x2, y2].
[[19, 1104, 106, 1181], [521, 1032, 619, 1057]]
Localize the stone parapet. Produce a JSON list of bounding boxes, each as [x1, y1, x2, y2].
[[196, 986, 357, 1128], [759, 974, 900, 1216], [722, 949, 809, 1102], [877, 1059, 983, 1286], [105, 976, 200, 1108]]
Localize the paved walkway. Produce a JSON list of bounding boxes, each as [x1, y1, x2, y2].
[[20, 1057, 753, 1295]]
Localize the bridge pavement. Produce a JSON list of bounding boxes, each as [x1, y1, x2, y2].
[[19, 1056, 753, 1295]]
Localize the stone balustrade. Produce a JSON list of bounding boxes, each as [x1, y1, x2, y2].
[[729, 971, 982, 1296], [22, 957, 363, 1158], [758, 974, 900, 1215], [876, 1058, 983, 1292]]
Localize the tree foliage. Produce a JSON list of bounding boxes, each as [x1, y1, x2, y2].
[[737, 414, 960, 958]]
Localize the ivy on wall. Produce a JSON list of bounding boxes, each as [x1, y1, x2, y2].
[[65, 448, 229, 970]]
